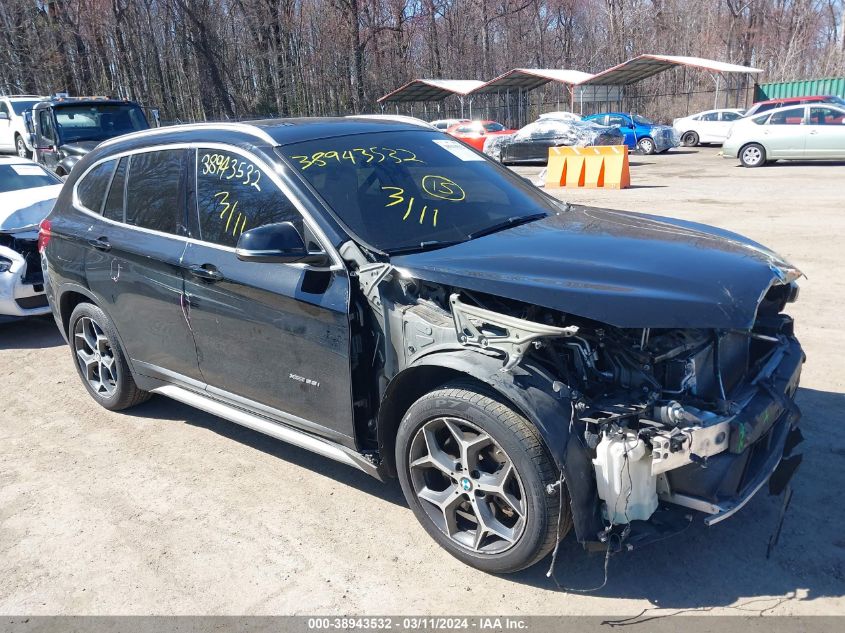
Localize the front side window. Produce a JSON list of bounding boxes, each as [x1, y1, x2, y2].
[[632, 115, 654, 126], [721, 111, 742, 121], [279, 130, 559, 254], [698, 112, 719, 122], [38, 110, 55, 141], [768, 108, 804, 125], [77, 161, 116, 212], [125, 150, 185, 234], [483, 122, 505, 132], [195, 149, 303, 248]]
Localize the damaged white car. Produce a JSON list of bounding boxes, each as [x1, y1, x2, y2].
[[0, 157, 62, 316]]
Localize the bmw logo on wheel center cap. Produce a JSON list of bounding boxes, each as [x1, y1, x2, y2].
[[460, 477, 473, 492]]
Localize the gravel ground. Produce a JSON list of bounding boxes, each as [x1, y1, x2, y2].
[[1, 146, 844, 616]]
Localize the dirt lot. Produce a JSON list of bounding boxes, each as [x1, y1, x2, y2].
[[1, 147, 844, 616]]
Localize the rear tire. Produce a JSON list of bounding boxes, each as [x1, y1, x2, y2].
[[68, 303, 150, 411], [681, 131, 699, 147], [740, 143, 766, 167], [396, 382, 571, 573]]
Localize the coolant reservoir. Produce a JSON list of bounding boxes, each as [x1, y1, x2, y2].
[[592, 432, 658, 524]]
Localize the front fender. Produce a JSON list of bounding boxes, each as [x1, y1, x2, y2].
[[384, 349, 603, 544], [58, 155, 80, 175]]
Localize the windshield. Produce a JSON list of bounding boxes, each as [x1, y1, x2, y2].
[[632, 115, 655, 126], [10, 100, 40, 116], [279, 130, 558, 253], [54, 104, 149, 143], [0, 163, 61, 193]]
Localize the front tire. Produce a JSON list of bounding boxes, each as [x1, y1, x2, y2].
[[396, 382, 571, 573], [15, 135, 32, 159], [681, 131, 699, 147], [740, 143, 766, 167], [637, 137, 656, 154], [68, 303, 150, 411]]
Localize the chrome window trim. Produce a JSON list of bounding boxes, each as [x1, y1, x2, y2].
[[96, 122, 278, 149], [72, 141, 345, 272]]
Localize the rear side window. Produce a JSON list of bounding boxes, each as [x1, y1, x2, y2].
[[77, 161, 116, 213], [125, 150, 186, 234], [195, 148, 303, 248], [103, 157, 128, 222], [808, 107, 844, 125]]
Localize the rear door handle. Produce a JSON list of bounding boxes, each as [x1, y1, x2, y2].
[[88, 237, 111, 252], [189, 264, 223, 282]]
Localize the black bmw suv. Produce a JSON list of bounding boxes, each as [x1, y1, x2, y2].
[[40, 118, 804, 573]]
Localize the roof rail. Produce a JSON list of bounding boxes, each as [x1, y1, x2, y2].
[[97, 122, 278, 149], [2, 94, 45, 99]]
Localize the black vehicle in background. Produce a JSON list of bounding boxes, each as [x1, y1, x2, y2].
[[25, 96, 151, 176], [40, 118, 804, 574]]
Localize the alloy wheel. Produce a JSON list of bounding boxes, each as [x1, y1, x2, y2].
[[16, 137, 28, 158], [742, 146, 762, 166], [408, 417, 526, 554], [638, 138, 654, 154], [73, 316, 119, 396]]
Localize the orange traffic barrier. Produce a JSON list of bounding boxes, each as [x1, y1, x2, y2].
[[545, 145, 630, 189]]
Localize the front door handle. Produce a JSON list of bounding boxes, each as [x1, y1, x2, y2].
[[88, 236, 111, 252], [189, 264, 223, 282]]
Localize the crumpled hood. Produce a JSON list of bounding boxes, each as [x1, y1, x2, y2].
[[60, 141, 100, 156], [0, 184, 63, 232], [391, 206, 801, 329]]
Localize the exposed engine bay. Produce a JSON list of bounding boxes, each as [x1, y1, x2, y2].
[[348, 256, 803, 547]]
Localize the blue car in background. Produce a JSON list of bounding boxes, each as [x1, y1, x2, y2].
[[583, 112, 679, 154]]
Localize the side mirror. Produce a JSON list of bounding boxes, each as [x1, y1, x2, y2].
[[0, 112, 8, 121], [236, 222, 329, 266]]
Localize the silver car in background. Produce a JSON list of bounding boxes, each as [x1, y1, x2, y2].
[[723, 103, 845, 167]]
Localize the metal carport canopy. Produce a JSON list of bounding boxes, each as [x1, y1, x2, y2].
[[472, 68, 595, 93], [377, 79, 486, 103], [576, 54, 763, 85]]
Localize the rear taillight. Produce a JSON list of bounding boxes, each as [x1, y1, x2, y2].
[[38, 218, 51, 253]]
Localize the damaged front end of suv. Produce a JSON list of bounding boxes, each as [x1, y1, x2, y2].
[[274, 125, 804, 573], [345, 205, 804, 560]]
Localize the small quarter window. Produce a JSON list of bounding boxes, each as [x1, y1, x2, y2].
[[77, 161, 116, 213], [103, 157, 128, 222], [125, 150, 186, 234], [195, 149, 303, 248]]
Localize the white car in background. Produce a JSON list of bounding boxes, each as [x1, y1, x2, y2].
[[722, 103, 845, 167], [0, 156, 63, 316], [673, 108, 745, 146], [0, 95, 46, 158]]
